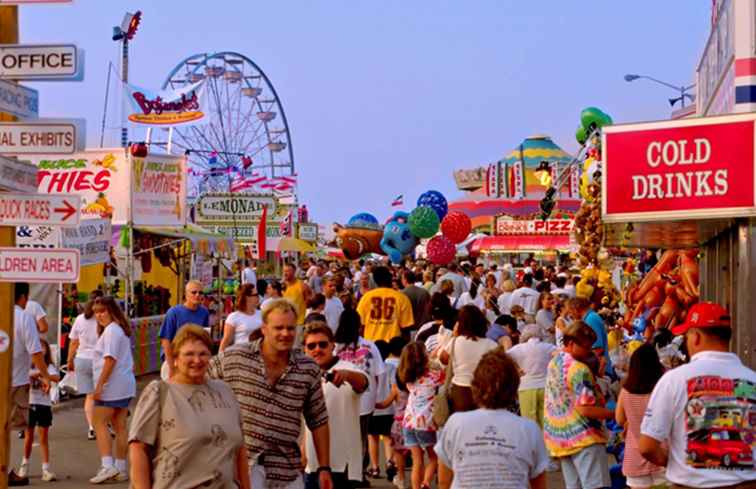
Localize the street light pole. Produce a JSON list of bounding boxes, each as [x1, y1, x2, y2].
[[624, 73, 695, 108], [121, 37, 129, 148]]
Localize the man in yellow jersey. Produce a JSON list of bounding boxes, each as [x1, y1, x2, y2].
[[357, 266, 414, 342], [282, 262, 312, 324]]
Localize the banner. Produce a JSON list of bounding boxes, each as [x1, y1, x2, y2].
[[60, 218, 111, 266], [130, 154, 186, 226], [485, 162, 499, 197], [511, 160, 524, 199], [124, 80, 207, 126], [25, 149, 129, 224]]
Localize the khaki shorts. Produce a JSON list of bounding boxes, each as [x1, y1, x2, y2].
[[10, 384, 30, 429]]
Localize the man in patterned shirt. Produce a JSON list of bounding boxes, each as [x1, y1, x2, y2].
[[209, 299, 333, 489]]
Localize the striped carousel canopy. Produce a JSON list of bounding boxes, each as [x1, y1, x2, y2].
[[501, 134, 572, 168]]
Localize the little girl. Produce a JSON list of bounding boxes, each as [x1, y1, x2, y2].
[[398, 342, 444, 489], [376, 366, 409, 488], [19, 339, 60, 482]]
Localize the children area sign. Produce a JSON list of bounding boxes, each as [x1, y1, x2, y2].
[[602, 113, 756, 222]]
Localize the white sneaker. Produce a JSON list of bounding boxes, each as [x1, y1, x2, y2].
[[114, 471, 129, 482], [394, 478, 406, 489], [42, 469, 57, 481], [89, 465, 119, 484], [17, 462, 28, 478]]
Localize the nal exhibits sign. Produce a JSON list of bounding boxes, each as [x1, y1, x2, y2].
[[602, 113, 756, 222]]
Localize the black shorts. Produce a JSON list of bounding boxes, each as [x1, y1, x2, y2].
[[368, 414, 393, 436], [28, 404, 52, 428]]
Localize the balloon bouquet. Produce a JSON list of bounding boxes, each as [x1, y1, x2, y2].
[[334, 190, 472, 265]]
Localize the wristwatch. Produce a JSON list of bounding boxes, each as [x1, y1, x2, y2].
[[316, 466, 332, 474]]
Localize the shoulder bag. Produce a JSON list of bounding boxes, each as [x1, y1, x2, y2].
[[432, 337, 455, 428]]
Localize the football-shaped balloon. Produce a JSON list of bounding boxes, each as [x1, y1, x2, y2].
[[408, 206, 440, 239], [426, 235, 455, 265], [576, 126, 587, 145], [417, 190, 448, 220], [441, 211, 471, 244]]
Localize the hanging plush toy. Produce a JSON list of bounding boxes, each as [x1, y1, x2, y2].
[[417, 190, 448, 220], [408, 206, 440, 239], [380, 211, 417, 264]]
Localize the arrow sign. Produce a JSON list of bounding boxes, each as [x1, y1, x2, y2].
[[0, 192, 80, 226]]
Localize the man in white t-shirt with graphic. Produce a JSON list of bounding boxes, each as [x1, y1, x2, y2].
[[640, 302, 756, 489], [25, 297, 49, 334], [510, 274, 539, 318], [302, 322, 367, 488]]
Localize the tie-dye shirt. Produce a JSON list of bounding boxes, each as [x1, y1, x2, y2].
[[544, 351, 607, 457], [403, 368, 445, 431]]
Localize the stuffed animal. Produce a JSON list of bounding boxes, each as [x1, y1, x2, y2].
[[333, 223, 383, 260], [380, 211, 417, 264]]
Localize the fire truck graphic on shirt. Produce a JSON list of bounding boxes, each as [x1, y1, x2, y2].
[[684, 375, 755, 470]]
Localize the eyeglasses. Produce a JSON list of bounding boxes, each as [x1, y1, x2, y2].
[[305, 341, 330, 351], [188, 290, 203, 295]]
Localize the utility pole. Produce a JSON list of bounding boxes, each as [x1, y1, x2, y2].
[[121, 37, 128, 147], [0, 6, 19, 488]]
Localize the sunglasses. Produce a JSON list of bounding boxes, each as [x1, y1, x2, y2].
[[189, 290, 203, 295], [305, 341, 330, 351]]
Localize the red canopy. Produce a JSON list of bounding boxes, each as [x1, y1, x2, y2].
[[469, 235, 571, 254]]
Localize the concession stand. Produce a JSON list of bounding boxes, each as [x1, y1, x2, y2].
[[601, 112, 756, 369]]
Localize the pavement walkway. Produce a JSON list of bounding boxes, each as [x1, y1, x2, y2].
[[10, 375, 566, 488]]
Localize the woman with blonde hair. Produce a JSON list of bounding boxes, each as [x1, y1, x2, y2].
[[130, 325, 249, 489], [497, 279, 516, 315], [220, 283, 262, 351], [89, 297, 136, 484]]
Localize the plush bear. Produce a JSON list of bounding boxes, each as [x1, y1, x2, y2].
[[380, 211, 417, 264]]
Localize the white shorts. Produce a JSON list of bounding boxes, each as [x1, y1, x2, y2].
[[74, 357, 95, 394], [250, 462, 303, 489], [625, 471, 668, 488]]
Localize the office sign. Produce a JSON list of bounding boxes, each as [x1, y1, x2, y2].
[[603, 113, 756, 222], [0, 192, 80, 226], [0, 247, 80, 283], [0, 119, 84, 154], [0, 155, 37, 192], [0, 44, 81, 80], [0, 79, 38, 119]]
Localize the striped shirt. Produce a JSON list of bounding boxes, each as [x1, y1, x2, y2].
[[208, 339, 328, 485]]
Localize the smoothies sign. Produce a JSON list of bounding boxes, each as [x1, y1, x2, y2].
[[602, 113, 756, 222], [130, 154, 185, 226]]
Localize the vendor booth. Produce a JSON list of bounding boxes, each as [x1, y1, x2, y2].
[[602, 112, 756, 370]]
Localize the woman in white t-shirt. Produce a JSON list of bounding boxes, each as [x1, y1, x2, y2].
[[439, 305, 498, 413], [506, 324, 556, 429], [220, 284, 262, 351], [455, 277, 485, 310], [66, 290, 104, 440], [90, 296, 136, 484]]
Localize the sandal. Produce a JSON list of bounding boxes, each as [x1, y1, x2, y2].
[[366, 467, 381, 479]]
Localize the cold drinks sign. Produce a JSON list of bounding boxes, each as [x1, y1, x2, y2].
[[602, 113, 756, 222]]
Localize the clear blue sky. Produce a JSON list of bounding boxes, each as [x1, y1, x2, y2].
[[20, 1, 711, 226]]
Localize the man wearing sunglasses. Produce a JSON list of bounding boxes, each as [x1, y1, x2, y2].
[[158, 280, 209, 379], [302, 322, 368, 489]]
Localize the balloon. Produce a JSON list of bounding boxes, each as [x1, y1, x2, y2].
[[380, 212, 417, 264], [580, 107, 613, 133], [417, 190, 448, 220], [426, 235, 456, 265], [440, 211, 471, 244], [348, 212, 380, 229], [408, 206, 440, 239], [576, 126, 587, 145]]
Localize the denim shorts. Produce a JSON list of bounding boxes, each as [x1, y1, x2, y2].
[[94, 397, 131, 408], [74, 357, 95, 394], [402, 428, 436, 448]]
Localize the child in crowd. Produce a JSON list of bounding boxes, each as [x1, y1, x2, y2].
[[398, 342, 444, 489], [367, 340, 395, 479], [375, 337, 409, 488], [615, 344, 668, 489], [19, 339, 60, 482]]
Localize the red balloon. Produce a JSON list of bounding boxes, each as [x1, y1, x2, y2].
[[441, 211, 472, 244], [426, 235, 456, 265]]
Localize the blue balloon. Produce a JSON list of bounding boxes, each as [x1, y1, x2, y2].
[[348, 212, 380, 229], [417, 190, 448, 220]]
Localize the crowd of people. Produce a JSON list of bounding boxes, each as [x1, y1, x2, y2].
[[7, 255, 755, 489]]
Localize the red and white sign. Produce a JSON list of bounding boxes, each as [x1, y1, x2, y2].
[[602, 113, 756, 222], [495, 218, 573, 235], [0, 247, 80, 283], [0, 192, 80, 226]]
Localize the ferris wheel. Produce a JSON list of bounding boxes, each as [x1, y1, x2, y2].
[[158, 51, 295, 199]]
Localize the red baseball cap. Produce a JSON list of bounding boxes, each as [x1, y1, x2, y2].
[[671, 302, 731, 336]]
